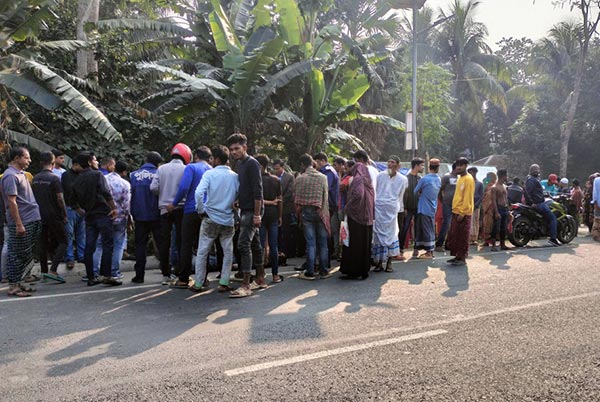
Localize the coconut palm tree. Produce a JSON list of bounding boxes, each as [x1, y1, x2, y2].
[[434, 0, 510, 124]]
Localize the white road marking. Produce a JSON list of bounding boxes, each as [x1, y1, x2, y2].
[[224, 329, 448, 376], [0, 284, 162, 303]]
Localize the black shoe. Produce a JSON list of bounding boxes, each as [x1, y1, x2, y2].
[[548, 239, 561, 247], [103, 277, 123, 286], [131, 276, 144, 284], [87, 278, 101, 287]]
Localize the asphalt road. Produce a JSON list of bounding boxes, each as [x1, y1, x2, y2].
[[1, 237, 600, 402]]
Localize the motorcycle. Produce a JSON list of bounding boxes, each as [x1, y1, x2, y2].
[[508, 197, 578, 247]]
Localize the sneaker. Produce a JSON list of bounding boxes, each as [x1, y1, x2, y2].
[[451, 259, 466, 266], [113, 273, 124, 280], [131, 276, 144, 284], [548, 239, 561, 247], [434, 246, 445, 253], [298, 272, 315, 281], [319, 271, 333, 279], [81, 276, 89, 282]]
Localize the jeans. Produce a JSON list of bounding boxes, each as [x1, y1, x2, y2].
[[178, 212, 202, 283], [159, 209, 183, 277], [84, 215, 114, 279], [93, 221, 127, 277], [237, 211, 264, 274], [436, 203, 453, 247], [66, 207, 85, 262], [134, 220, 162, 279], [399, 209, 417, 251], [195, 218, 234, 286], [259, 220, 279, 276], [490, 206, 509, 242], [302, 206, 329, 275], [39, 218, 68, 274], [534, 202, 558, 240]]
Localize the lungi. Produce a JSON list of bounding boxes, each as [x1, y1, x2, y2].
[[414, 213, 435, 252], [7, 220, 42, 284], [447, 214, 472, 260]]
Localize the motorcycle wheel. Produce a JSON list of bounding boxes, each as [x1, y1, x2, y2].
[[508, 216, 531, 247], [557, 215, 577, 244]]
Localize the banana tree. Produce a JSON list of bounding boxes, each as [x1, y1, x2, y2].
[[0, 0, 121, 141]]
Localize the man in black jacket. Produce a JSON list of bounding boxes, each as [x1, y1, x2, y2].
[[73, 152, 122, 286], [525, 164, 560, 247]]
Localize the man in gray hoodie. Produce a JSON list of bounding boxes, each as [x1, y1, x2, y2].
[[150, 143, 191, 282]]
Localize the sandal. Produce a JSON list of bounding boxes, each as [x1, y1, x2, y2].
[[169, 280, 190, 289], [189, 285, 208, 293], [249, 281, 268, 290], [229, 286, 252, 298], [217, 285, 233, 292], [416, 254, 433, 260], [8, 287, 31, 297], [271, 275, 284, 283], [384, 262, 393, 273], [373, 265, 384, 272]]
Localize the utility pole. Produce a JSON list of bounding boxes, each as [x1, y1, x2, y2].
[[411, 2, 418, 158]]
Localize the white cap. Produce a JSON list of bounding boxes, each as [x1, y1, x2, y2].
[[560, 178, 569, 184]]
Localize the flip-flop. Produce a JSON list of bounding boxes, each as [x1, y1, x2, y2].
[[169, 280, 190, 289], [217, 285, 233, 292], [8, 288, 31, 297], [271, 275, 284, 283], [43, 273, 66, 283], [189, 285, 208, 293]]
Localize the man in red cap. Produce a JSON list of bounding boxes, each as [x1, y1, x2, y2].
[[541, 174, 559, 197]]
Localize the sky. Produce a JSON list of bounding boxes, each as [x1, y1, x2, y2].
[[412, 0, 579, 48]]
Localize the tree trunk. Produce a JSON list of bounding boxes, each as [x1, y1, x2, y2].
[[76, 0, 100, 79], [559, 50, 585, 178]]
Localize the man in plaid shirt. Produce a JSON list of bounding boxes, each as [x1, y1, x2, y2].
[[295, 154, 331, 280]]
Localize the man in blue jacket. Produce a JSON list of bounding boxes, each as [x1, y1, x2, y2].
[[130, 152, 163, 283], [525, 164, 560, 247], [167, 146, 212, 289]]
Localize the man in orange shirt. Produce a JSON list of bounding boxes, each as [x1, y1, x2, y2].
[[446, 157, 475, 266]]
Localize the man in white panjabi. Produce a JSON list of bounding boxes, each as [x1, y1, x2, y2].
[[372, 155, 408, 273]]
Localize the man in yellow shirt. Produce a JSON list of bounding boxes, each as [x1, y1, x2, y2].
[[447, 157, 475, 266]]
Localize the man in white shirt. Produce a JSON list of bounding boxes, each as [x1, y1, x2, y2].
[[372, 156, 408, 272]]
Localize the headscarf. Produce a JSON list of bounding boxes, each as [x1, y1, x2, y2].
[[345, 162, 374, 226]]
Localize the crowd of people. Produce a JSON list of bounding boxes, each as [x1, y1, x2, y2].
[[1, 133, 599, 298]]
